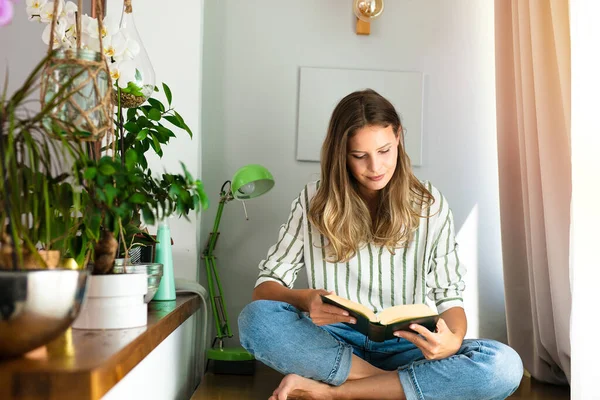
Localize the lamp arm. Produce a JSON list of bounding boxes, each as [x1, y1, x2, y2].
[[205, 188, 231, 257], [203, 184, 235, 342]]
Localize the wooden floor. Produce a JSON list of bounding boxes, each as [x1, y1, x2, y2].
[[192, 362, 570, 400]]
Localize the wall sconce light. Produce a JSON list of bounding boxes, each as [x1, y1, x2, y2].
[[353, 0, 385, 35]]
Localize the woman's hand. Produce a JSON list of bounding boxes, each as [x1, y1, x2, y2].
[[304, 289, 357, 326], [394, 318, 462, 360]]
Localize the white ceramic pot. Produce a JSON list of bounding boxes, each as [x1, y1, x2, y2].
[[72, 273, 148, 330]]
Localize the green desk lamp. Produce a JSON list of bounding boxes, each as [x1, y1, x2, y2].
[[203, 164, 274, 374]]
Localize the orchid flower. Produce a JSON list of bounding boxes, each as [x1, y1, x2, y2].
[[102, 31, 128, 60], [117, 35, 140, 62], [84, 13, 118, 40], [25, 0, 46, 22], [41, 16, 66, 49], [61, 0, 75, 19], [40, 0, 63, 24], [0, 0, 16, 27], [81, 14, 119, 53], [109, 60, 137, 89]]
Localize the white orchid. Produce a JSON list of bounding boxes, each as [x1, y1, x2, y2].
[[81, 14, 120, 53], [25, 1, 146, 94], [109, 60, 137, 89], [102, 31, 127, 60], [84, 13, 118, 40], [26, 0, 47, 22], [62, 0, 76, 19], [41, 17, 66, 49], [40, 0, 63, 24], [118, 35, 140, 62]]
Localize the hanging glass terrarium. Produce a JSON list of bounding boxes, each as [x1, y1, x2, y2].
[[110, 0, 156, 108], [40, 0, 113, 141]]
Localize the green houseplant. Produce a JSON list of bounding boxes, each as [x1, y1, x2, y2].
[[0, 55, 85, 269], [65, 83, 209, 275], [68, 84, 208, 330], [0, 53, 92, 358]]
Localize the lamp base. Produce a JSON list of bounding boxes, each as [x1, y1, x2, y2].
[[207, 347, 256, 375]]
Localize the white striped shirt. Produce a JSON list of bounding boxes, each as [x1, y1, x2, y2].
[[255, 181, 466, 314]]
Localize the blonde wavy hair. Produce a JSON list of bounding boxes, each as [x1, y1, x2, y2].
[[308, 89, 434, 263]]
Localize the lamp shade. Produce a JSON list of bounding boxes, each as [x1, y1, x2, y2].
[[231, 164, 274, 200]]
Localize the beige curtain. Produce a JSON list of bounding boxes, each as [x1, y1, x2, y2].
[[494, 0, 571, 384]]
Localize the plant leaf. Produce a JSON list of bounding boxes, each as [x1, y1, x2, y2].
[[99, 163, 117, 176], [141, 206, 155, 225], [104, 185, 118, 206], [127, 108, 137, 121], [124, 121, 141, 134], [162, 83, 172, 105], [164, 115, 182, 129], [136, 128, 149, 141], [148, 98, 165, 113], [174, 111, 193, 137], [129, 193, 146, 204], [83, 167, 97, 180], [148, 108, 162, 121], [125, 149, 138, 170]]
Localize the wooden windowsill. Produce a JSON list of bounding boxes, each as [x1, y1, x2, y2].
[[0, 294, 201, 400]]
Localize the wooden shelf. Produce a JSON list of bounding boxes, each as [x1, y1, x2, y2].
[[0, 294, 201, 400]]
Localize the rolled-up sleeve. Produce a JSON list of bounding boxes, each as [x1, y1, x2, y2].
[[426, 195, 467, 314], [255, 193, 305, 288]]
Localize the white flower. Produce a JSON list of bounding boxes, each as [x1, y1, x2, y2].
[[61, 32, 77, 49], [109, 60, 137, 89], [84, 13, 118, 40], [26, 0, 47, 22], [101, 14, 120, 38], [62, 0, 76, 19], [117, 34, 140, 62], [109, 31, 140, 62], [81, 14, 119, 53], [42, 17, 66, 49], [40, 0, 64, 24], [79, 14, 98, 50], [103, 31, 127, 60]]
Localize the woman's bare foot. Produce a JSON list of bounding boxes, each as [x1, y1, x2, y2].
[[268, 374, 334, 400]]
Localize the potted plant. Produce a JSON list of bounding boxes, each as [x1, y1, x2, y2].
[[67, 84, 208, 329], [0, 54, 91, 358], [0, 54, 85, 269]]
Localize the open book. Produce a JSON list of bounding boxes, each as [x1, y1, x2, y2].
[[321, 294, 439, 342]]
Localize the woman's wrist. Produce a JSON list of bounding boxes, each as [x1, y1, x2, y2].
[[296, 289, 316, 312]]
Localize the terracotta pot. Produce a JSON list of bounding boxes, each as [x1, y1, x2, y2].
[[0, 249, 61, 270]]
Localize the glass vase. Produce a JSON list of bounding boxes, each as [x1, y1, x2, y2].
[[41, 49, 113, 141], [111, 0, 155, 108]]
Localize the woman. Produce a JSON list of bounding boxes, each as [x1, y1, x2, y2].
[[238, 89, 523, 400]]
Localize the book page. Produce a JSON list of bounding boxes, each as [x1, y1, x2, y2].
[[324, 294, 377, 322], [377, 304, 437, 325]]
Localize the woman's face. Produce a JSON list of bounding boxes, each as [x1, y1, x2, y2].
[[346, 124, 400, 199]]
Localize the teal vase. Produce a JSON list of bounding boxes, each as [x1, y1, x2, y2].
[[153, 220, 175, 301]]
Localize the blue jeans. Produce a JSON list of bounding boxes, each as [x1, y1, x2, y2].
[[239, 300, 523, 400]]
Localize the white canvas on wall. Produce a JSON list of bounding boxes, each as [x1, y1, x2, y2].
[[296, 67, 424, 166]]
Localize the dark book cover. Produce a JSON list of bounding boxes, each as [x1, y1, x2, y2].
[[321, 295, 439, 342]]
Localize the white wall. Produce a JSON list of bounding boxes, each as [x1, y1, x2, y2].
[[0, 7, 50, 95], [201, 0, 506, 343], [106, 0, 204, 281]]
